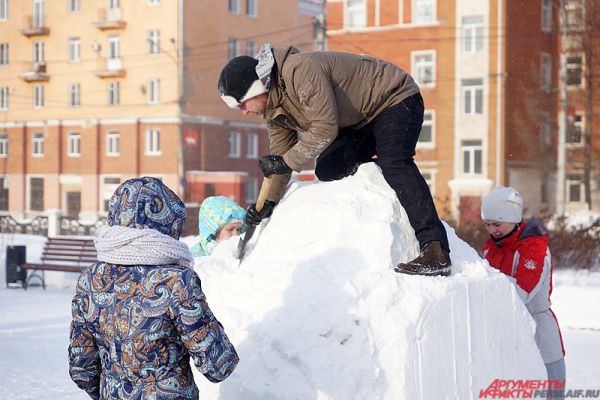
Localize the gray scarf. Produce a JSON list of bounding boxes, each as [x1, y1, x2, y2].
[[94, 225, 194, 269]]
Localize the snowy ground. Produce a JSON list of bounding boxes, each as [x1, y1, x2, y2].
[[1, 165, 599, 399], [0, 270, 598, 399]]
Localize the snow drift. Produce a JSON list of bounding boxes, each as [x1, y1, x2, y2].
[[192, 163, 546, 399]]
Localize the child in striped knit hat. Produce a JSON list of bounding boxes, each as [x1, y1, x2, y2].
[[191, 196, 246, 257]]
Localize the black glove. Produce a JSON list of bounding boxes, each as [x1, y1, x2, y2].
[[245, 200, 277, 226], [259, 155, 293, 177]]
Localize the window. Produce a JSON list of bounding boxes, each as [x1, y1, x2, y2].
[[418, 111, 434, 145], [67, 132, 80, 157], [245, 41, 256, 56], [108, 35, 120, 60], [147, 78, 160, 104], [33, 41, 45, 64], [462, 79, 483, 115], [69, 83, 81, 106], [246, 177, 257, 203], [564, 0, 584, 31], [461, 139, 483, 176], [146, 128, 161, 155], [148, 0, 159, 4], [412, 51, 435, 87], [246, 0, 256, 17], [541, 175, 550, 204], [463, 16, 484, 53], [0, 86, 7, 110], [228, 132, 241, 158], [107, 81, 120, 105], [228, 38, 238, 59], [228, 0, 239, 13], [0, 43, 8, 65], [108, 0, 120, 9], [106, 131, 120, 156], [246, 132, 258, 158], [541, 0, 552, 32], [567, 176, 583, 203], [102, 176, 121, 211], [0, 176, 8, 210], [540, 53, 552, 92], [566, 54, 583, 87], [413, 0, 435, 23], [148, 30, 160, 55], [32, 132, 44, 156], [69, 37, 80, 62], [567, 113, 584, 144], [345, 0, 366, 28], [69, 0, 80, 12], [30, 177, 44, 211], [540, 114, 551, 146], [33, 0, 45, 27], [33, 85, 44, 108], [0, 133, 7, 156], [0, 0, 8, 20]]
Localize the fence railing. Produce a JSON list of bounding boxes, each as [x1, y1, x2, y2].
[[0, 212, 107, 237]]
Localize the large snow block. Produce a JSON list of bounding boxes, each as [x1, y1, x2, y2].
[[193, 164, 546, 399]]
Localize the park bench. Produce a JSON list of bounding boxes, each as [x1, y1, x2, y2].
[[20, 237, 97, 289]]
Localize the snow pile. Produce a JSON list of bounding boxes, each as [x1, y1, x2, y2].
[[192, 163, 546, 399]]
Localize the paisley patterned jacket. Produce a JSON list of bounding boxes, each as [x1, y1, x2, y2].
[[68, 262, 239, 399]]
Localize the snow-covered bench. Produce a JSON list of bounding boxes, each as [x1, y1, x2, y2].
[[20, 237, 96, 289]]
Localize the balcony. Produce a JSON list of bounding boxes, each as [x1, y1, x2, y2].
[[21, 15, 50, 37], [94, 8, 126, 30], [19, 62, 49, 82], [95, 58, 126, 78]]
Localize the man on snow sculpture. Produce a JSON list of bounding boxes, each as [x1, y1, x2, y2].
[[217, 44, 451, 277]]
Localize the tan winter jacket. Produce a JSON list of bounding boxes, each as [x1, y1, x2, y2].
[[266, 46, 420, 173]]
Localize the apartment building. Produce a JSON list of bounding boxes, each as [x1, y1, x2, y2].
[[0, 0, 316, 220], [327, 0, 599, 222]]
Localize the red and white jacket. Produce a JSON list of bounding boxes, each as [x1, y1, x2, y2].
[[483, 220, 565, 364]]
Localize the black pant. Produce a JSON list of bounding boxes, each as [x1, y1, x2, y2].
[[315, 92, 449, 251]]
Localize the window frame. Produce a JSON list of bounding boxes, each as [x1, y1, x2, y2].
[[228, 0, 239, 13], [147, 78, 160, 104], [33, 84, 44, 108], [0, 0, 8, 20], [145, 128, 161, 155], [0, 43, 8, 66], [412, 0, 436, 24], [106, 131, 120, 156], [541, 0, 552, 33], [33, 41, 45, 64], [228, 131, 241, 158], [107, 81, 120, 106], [68, 0, 80, 12], [246, 132, 259, 159], [0, 133, 8, 157], [246, 0, 257, 17], [417, 110, 435, 148], [29, 176, 45, 212], [345, 0, 366, 29], [69, 82, 81, 107], [540, 52, 552, 92], [462, 79, 484, 115], [67, 132, 81, 157], [147, 29, 160, 55], [32, 132, 45, 157], [0, 86, 8, 110], [460, 139, 483, 176], [566, 53, 584, 88], [228, 38, 238, 59], [69, 37, 81, 62], [463, 16, 484, 53], [411, 50, 436, 88], [567, 176, 583, 203]]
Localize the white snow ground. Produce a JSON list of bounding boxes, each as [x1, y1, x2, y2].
[[0, 164, 599, 399]]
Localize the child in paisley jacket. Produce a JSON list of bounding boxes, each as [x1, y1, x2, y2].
[[68, 177, 239, 400]]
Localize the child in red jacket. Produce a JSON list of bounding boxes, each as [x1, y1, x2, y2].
[[481, 187, 565, 392]]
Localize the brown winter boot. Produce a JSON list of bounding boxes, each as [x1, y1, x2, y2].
[[394, 241, 452, 277]]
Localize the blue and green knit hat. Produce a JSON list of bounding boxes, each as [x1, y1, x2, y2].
[[191, 196, 245, 257]]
